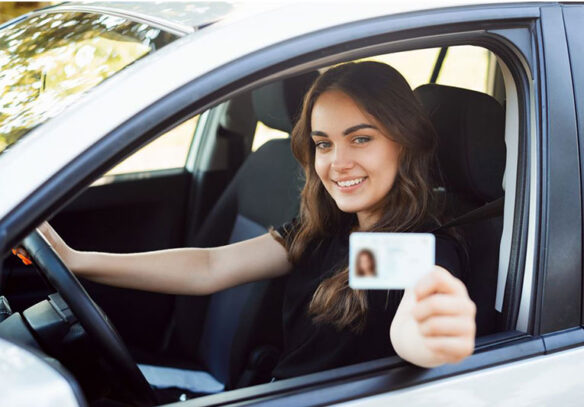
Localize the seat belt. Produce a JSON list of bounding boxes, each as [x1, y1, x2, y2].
[[434, 196, 505, 231]]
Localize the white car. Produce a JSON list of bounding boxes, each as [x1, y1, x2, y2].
[[1, 1, 583, 406]]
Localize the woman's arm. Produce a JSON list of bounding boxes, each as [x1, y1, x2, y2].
[[389, 266, 476, 368], [37, 222, 292, 296]]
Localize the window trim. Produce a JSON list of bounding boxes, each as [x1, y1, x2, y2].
[[561, 5, 584, 327], [188, 331, 545, 407], [531, 5, 582, 335]]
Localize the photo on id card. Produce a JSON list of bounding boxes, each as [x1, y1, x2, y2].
[[349, 232, 435, 290]]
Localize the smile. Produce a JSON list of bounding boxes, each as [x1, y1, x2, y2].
[[334, 177, 366, 188]]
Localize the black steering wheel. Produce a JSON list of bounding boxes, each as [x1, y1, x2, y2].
[[22, 229, 157, 406]]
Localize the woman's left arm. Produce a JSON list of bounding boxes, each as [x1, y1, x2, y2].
[[389, 266, 476, 368]]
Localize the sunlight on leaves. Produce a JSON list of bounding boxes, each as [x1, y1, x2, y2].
[[0, 11, 177, 154]]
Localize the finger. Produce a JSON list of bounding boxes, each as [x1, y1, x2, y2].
[[38, 221, 49, 234], [38, 221, 61, 248], [418, 316, 476, 337], [413, 294, 476, 322], [424, 336, 475, 364], [38, 221, 55, 239], [414, 266, 467, 300]]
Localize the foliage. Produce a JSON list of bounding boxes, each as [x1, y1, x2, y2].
[[0, 10, 177, 154]]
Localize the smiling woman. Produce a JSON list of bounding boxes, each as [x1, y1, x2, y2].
[[262, 63, 476, 374]]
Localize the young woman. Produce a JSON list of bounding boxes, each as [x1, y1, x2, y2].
[[39, 61, 476, 379]]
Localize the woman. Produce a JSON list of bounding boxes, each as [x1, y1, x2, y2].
[[355, 249, 377, 277], [39, 61, 476, 379]]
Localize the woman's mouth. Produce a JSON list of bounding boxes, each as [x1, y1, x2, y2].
[[334, 177, 367, 190]]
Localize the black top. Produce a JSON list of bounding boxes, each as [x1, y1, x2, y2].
[[271, 220, 464, 379]]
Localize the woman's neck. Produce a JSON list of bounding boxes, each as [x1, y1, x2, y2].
[[357, 210, 381, 231]]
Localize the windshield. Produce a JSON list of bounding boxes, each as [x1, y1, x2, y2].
[[0, 11, 179, 154]]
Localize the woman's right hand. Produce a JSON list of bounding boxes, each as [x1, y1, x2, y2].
[[38, 221, 76, 269]]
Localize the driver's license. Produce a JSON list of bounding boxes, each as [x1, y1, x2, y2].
[[349, 232, 435, 289]]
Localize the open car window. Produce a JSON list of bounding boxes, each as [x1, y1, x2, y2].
[[252, 45, 497, 151]]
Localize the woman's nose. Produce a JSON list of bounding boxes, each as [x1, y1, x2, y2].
[[331, 145, 354, 171]]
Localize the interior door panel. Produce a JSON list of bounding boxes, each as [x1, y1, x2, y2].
[[47, 170, 191, 352]]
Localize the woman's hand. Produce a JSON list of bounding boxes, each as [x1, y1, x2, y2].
[[390, 266, 476, 368], [37, 221, 77, 269]]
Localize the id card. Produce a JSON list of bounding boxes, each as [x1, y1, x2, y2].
[[349, 232, 435, 289]]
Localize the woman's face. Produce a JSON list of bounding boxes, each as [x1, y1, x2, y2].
[[358, 252, 374, 275], [311, 90, 401, 228]]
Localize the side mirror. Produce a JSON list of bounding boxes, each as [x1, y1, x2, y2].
[[0, 336, 86, 407]]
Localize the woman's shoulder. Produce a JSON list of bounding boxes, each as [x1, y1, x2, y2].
[[432, 230, 465, 280], [414, 216, 466, 278], [272, 217, 300, 246]]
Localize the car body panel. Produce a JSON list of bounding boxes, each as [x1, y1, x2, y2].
[[562, 5, 584, 326], [0, 337, 84, 407], [535, 5, 581, 334], [43, 1, 243, 35], [335, 345, 584, 407]]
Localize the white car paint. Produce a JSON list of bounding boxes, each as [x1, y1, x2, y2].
[[0, 337, 80, 407], [336, 346, 584, 406]]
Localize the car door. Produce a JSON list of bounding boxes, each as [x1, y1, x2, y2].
[[2, 1, 581, 405], [148, 2, 579, 405]]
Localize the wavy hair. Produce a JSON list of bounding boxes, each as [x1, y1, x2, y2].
[[284, 61, 440, 332]]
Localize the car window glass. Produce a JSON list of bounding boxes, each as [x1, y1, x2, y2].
[[251, 45, 493, 151], [365, 45, 492, 94], [432, 45, 492, 93], [101, 115, 199, 177], [0, 11, 179, 155], [252, 121, 288, 151]]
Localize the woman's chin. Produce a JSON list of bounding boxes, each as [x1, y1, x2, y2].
[[334, 200, 371, 215], [335, 204, 361, 214]]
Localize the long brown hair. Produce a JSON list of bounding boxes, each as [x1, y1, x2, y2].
[[286, 61, 440, 332]]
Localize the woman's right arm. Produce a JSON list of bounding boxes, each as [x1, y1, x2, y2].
[[38, 222, 292, 296]]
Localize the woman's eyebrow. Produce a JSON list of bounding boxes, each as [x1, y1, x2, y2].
[[310, 123, 377, 138], [343, 123, 378, 135], [310, 130, 328, 137]]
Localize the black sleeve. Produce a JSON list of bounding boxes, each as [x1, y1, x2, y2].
[[434, 232, 464, 280], [274, 218, 299, 245]]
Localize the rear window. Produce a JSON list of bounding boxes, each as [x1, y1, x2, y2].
[[0, 11, 179, 154]]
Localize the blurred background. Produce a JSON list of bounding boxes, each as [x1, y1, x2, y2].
[[0, 2, 49, 23]]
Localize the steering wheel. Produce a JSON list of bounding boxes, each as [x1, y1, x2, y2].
[[22, 229, 157, 407]]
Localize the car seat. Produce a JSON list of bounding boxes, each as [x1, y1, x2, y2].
[[137, 71, 318, 398], [414, 84, 506, 336]]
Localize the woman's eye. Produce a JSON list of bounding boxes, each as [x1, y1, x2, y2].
[[353, 136, 371, 144], [315, 141, 331, 150]]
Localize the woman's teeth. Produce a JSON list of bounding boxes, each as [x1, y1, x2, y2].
[[336, 177, 365, 187]]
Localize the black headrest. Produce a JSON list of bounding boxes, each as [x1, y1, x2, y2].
[[414, 84, 506, 203], [252, 71, 319, 133]]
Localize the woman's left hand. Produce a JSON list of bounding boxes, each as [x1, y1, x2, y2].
[[390, 266, 476, 368]]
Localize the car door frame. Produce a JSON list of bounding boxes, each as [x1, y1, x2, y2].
[[561, 4, 584, 329], [183, 4, 582, 404]]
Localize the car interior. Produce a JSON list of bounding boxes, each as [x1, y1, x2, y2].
[[0, 44, 513, 405]]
